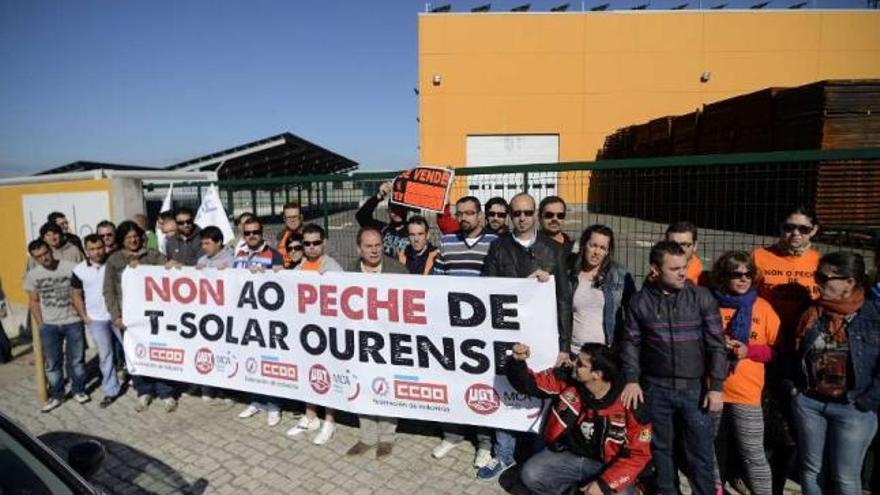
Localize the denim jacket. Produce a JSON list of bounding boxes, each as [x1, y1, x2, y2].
[[793, 299, 880, 411], [569, 262, 635, 347]]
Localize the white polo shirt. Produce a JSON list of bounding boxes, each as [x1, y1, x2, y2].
[[71, 260, 111, 321]]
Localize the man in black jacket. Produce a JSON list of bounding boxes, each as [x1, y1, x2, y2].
[[619, 241, 726, 495], [477, 192, 573, 482], [355, 181, 409, 258]]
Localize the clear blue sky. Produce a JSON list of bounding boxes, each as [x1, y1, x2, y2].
[[0, 0, 868, 177]]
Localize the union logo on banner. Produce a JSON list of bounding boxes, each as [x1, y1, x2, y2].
[[391, 166, 454, 213]]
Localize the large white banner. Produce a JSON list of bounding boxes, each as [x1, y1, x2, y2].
[[122, 266, 558, 431]]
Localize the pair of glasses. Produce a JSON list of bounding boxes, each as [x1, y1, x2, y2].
[[176, 219, 193, 226], [244, 230, 262, 237], [542, 211, 566, 220], [815, 272, 849, 284], [782, 223, 813, 235], [726, 271, 754, 280], [487, 211, 507, 219], [512, 210, 535, 218], [287, 244, 304, 252], [99, 233, 114, 238], [303, 240, 323, 247]]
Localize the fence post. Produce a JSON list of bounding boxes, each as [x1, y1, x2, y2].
[[321, 182, 330, 232], [523, 172, 529, 193], [270, 188, 276, 217], [197, 185, 203, 206]]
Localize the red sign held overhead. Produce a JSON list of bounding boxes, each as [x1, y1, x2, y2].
[[391, 166, 454, 213]]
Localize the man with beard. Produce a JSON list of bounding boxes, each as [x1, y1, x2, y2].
[[538, 196, 573, 266], [165, 207, 202, 266], [431, 196, 499, 468]]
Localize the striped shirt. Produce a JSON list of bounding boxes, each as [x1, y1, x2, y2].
[[432, 231, 498, 277]]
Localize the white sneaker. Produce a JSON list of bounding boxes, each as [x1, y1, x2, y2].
[[474, 448, 492, 468], [267, 409, 281, 427], [432, 439, 459, 459], [238, 404, 261, 419], [312, 421, 335, 445], [40, 398, 62, 413], [286, 416, 321, 437], [73, 393, 90, 404]]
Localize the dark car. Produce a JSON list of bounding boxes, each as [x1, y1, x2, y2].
[[0, 410, 105, 494]]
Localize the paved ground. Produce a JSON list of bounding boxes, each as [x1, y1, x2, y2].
[[0, 352, 511, 495]]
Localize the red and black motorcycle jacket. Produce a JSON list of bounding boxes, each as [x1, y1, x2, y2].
[[507, 359, 652, 494]]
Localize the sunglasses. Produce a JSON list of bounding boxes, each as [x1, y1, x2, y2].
[[286, 244, 304, 252], [782, 223, 813, 235], [243, 230, 262, 237], [303, 240, 323, 247], [487, 211, 507, 218], [542, 211, 566, 220], [726, 270, 754, 280], [815, 272, 849, 284], [176, 219, 193, 226], [512, 210, 535, 218]]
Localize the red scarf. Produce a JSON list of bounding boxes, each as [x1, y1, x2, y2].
[[797, 287, 865, 345]]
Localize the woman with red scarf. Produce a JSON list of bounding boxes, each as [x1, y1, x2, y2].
[[788, 252, 880, 495]]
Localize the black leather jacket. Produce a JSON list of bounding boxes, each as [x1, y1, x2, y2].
[[482, 232, 573, 351]]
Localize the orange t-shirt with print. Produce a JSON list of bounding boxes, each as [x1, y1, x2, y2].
[[752, 245, 821, 336], [686, 256, 704, 286], [301, 259, 322, 272], [721, 297, 781, 406]]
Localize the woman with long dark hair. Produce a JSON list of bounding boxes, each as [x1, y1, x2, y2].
[[569, 224, 634, 350], [789, 252, 880, 495]]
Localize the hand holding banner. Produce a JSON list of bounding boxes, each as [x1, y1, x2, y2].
[[391, 166, 454, 213], [121, 266, 556, 431]]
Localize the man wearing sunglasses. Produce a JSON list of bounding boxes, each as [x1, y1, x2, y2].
[[165, 207, 203, 266], [293, 223, 343, 274], [96, 220, 118, 254], [539, 196, 574, 269], [233, 216, 284, 426], [477, 192, 573, 482]]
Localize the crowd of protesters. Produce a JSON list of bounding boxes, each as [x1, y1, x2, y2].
[[14, 184, 880, 495]]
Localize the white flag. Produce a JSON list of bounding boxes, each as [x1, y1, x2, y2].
[[195, 185, 234, 245], [156, 184, 174, 255]]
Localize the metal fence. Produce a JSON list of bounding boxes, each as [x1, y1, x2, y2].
[[143, 147, 880, 282]]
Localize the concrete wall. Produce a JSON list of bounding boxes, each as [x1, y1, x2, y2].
[[418, 9, 880, 200]]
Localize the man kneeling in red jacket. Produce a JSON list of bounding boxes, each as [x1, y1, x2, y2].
[[507, 342, 652, 495]]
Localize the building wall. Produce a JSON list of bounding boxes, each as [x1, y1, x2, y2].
[[418, 9, 880, 197], [0, 179, 113, 306]]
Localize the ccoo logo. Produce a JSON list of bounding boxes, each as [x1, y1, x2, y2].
[[465, 384, 500, 415], [194, 348, 214, 375]]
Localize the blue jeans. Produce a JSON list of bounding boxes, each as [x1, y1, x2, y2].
[[792, 393, 878, 495], [132, 375, 176, 399], [495, 429, 516, 464], [40, 322, 86, 400], [521, 448, 635, 495], [86, 320, 122, 397], [645, 384, 716, 495]]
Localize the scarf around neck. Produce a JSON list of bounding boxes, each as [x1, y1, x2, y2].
[[713, 288, 758, 345], [798, 287, 865, 345]]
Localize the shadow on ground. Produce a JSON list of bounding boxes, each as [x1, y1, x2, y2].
[[39, 431, 208, 495]]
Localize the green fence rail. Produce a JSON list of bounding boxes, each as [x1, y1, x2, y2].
[[143, 148, 880, 282]]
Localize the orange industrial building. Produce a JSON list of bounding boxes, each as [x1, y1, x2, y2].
[[417, 8, 880, 200]]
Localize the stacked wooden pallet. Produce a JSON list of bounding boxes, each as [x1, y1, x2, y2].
[[592, 79, 880, 235]]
